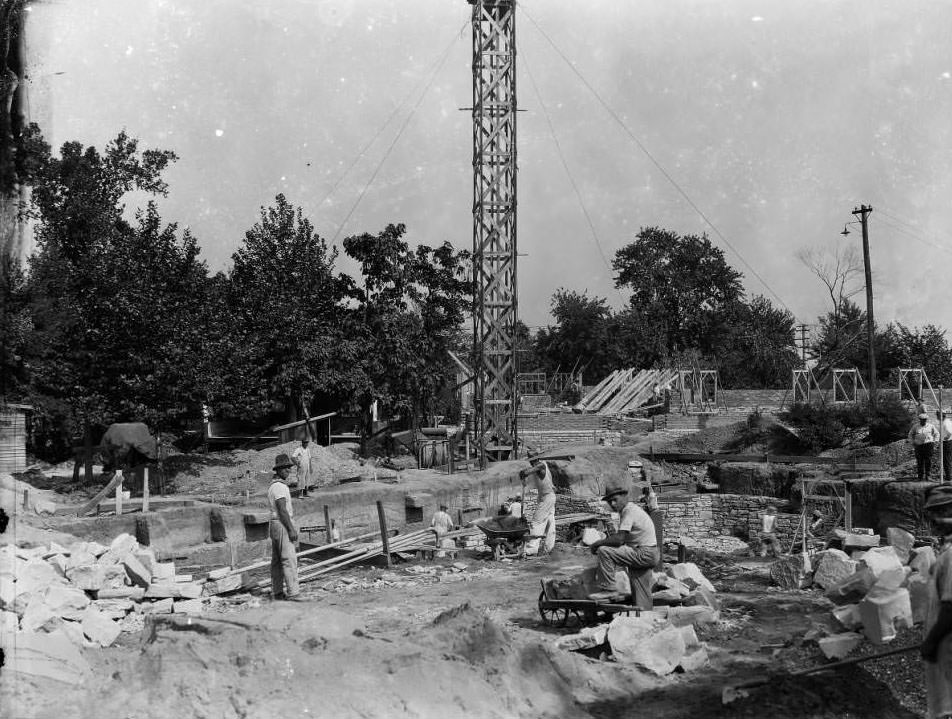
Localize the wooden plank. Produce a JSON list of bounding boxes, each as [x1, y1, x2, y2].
[[601, 369, 657, 415], [583, 369, 631, 413], [576, 370, 623, 411], [377, 500, 392, 568], [646, 452, 887, 467], [614, 369, 679, 414], [77, 470, 124, 517], [142, 466, 150, 513]]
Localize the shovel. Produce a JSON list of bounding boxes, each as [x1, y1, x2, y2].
[[721, 643, 920, 705]]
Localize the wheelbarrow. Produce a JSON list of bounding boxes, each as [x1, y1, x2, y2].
[[537, 565, 654, 628], [475, 515, 533, 561]]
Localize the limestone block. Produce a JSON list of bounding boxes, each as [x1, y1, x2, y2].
[[144, 583, 181, 599], [69, 541, 108, 559], [668, 563, 715, 592], [108, 533, 139, 558], [174, 574, 193, 583], [20, 598, 58, 633], [678, 647, 709, 672], [47, 554, 69, 578], [207, 567, 231, 581], [152, 562, 176, 582], [652, 588, 684, 604], [907, 574, 931, 624], [81, 606, 121, 647], [665, 605, 719, 627], [812, 550, 858, 591], [857, 587, 913, 645], [34, 500, 56, 516], [176, 582, 204, 600], [819, 632, 864, 660], [555, 625, 608, 652], [5, 629, 90, 685], [101, 563, 129, 590], [861, 546, 903, 580], [832, 604, 861, 630], [133, 548, 157, 576], [172, 599, 206, 616], [58, 619, 92, 648], [19, 559, 65, 593], [66, 550, 97, 571], [97, 587, 145, 601], [844, 533, 881, 550], [871, 567, 910, 592], [66, 564, 107, 592], [92, 598, 133, 619], [886, 528, 915, 564], [203, 574, 243, 596], [607, 614, 686, 675], [909, 546, 937, 575], [122, 554, 151, 588], [826, 567, 875, 603], [683, 586, 719, 611], [43, 585, 90, 617], [140, 598, 173, 614], [42, 543, 69, 559]]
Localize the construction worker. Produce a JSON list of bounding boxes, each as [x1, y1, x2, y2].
[[291, 436, 313, 496], [268, 453, 303, 601], [587, 478, 658, 606], [941, 410, 952, 483], [521, 459, 556, 556], [910, 413, 940, 481], [431, 504, 456, 557], [922, 485, 952, 719], [759, 504, 781, 558]]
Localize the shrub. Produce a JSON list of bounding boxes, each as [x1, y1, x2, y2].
[[868, 394, 913, 445]]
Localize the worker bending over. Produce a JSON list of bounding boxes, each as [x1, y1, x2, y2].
[[520, 459, 556, 556], [922, 485, 952, 719], [588, 479, 659, 604]]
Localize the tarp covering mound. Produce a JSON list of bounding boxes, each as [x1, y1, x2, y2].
[[99, 423, 157, 470], [875, 481, 932, 536]]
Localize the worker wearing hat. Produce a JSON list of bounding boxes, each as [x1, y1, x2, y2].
[[922, 484, 952, 719], [910, 412, 940, 482], [587, 478, 659, 606], [268, 453, 303, 601]]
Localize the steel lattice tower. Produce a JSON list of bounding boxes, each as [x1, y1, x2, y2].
[[469, 0, 518, 464]]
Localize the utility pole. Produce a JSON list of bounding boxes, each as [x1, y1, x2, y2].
[[852, 204, 876, 407]]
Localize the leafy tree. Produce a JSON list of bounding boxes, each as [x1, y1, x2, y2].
[[224, 193, 354, 421], [0, 252, 31, 397], [881, 323, 952, 388], [534, 289, 616, 382], [811, 299, 893, 385], [718, 295, 799, 388], [343, 223, 470, 428], [613, 227, 744, 357]]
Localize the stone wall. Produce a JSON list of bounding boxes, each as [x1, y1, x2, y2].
[[658, 493, 799, 552], [520, 429, 621, 452]]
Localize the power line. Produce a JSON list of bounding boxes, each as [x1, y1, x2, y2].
[[519, 6, 790, 312], [328, 21, 467, 244], [519, 45, 626, 304], [871, 211, 952, 257]]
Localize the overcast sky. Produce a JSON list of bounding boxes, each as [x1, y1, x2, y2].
[[22, 0, 952, 336]]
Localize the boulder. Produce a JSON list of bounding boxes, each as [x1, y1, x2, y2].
[[871, 567, 910, 592], [907, 574, 931, 624], [66, 564, 107, 592], [832, 604, 861, 630], [812, 550, 858, 590], [580, 528, 606, 546], [133, 548, 157, 576], [5, 629, 90, 685], [857, 587, 913, 645], [34, 499, 57, 515], [20, 598, 58, 633], [47, 554, 70, 578], [886, 528, 915, 564], [43, 585, 91, 617], [861, 547, 903, 580], [668, 563, 715, 592], [66, 550, 97, 571], [770, 555, 811, 590], [826, 567, 876, 603], [607, 614, 686, 675], [844, 533, 881, 550], [819, 632, 864, 660], [122, 554, 152, 588]]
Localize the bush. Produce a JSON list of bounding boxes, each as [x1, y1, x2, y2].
[[868, 394, 913, 445]]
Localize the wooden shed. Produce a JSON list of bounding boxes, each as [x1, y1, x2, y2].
[[0, 404, 32, 474]]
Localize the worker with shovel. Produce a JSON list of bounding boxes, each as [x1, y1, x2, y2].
[[268, 453, 304, 601], [923, 484, 952, 719], [521, 459, 556, 556]]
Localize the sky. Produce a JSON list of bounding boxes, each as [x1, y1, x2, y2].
[[21, 0, 952, 338]]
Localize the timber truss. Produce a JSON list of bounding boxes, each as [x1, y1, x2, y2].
[[470, 0, 518, 463], [898, 368, 940, 410], [832, 369, 867, 403]]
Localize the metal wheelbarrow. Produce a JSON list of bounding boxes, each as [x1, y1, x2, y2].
[[475, 515, 533, 560]]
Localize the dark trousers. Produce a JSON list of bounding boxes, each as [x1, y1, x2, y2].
[[944, 440, 952, 482], [915, 443, 935, 481]]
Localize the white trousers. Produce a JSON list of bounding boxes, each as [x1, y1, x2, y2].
[[525, 492, 556, 555]]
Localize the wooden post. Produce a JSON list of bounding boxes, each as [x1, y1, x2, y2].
[[376, 500, 392, 568], [77, 470, 124, 517], [142, 466, 150, 513], [323, 505, 332, 545], [22, 489, 28, 510], [83, 424, 94, 486], [844, 481, 853, 532], [115, 475, 123, 516]]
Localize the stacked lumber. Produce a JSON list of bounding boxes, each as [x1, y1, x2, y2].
[[575, 368, 679, 416], [1, 533, 243, 649]]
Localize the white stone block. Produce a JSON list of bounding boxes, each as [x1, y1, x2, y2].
[[152, 562, 176, 582], [66, 564, 107, 592], [172, 599, 206, 616], [812, 550, 857, 590], [668, 562, 715, 592], [832, 604, 861, 630], [858, 587, 913, 645], [81, 606, 121, 647], [607, 614, 686, 675], [909, 546, 937, 575], [886, 528, 915, 564], [861, 546, 903, 580], [66, 550, 97, 571]]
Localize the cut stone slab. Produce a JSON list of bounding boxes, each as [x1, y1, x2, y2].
[[92, 598, 133, 619], [668, 563, 715, 592], [43, 585, 91, 616], [19, 559, 66, 595], [832, 604, 861, 630], [663, 605, 719, 627], [207, 567, 231, 580], [152, 562, 176, 582], [857, 587, 913, 645], [176, 582, 204, 600], [133, 549, 157, 576], [174, 574, 193, 583], [844, 533, 881, 550], [861, 546, 903, 580], [203, 574, 243, 596], [101, 563, 129, 590], [66, 549, 97, 571], [140, 598, 174, 614], [909, 546, 937, 575], [144, 583, 181, 599], [819, 632, 864, 660], [97, 587, 145, 601], [81, 606, 121, 647], [886, 528, 915, 564], [6, 629, 90, 685], [20, 599, 58, 633], [172, 599, 206, 615], [123, 554, 152, 588], [66, 564, 107, 592], [607, 614, 686, 675], [812, 550, 858, 591], [34, 499, 57, 515]]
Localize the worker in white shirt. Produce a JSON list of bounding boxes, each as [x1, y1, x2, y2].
[[760, 504, 780, 558], [521, 460, 556, 556], [941, 410, 952, 483], [910, 413, 940, 482], [291, 436, 313, 496]]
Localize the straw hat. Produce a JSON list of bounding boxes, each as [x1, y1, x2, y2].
[[601, 478, 630, 502], [273, 453, 294, 471]]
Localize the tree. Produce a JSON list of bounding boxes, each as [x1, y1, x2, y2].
[[882, 323, 952, 388], [534, 289, 616, 383], [343, 223, 470, 428], [224, 193, 353, 421], [797, 244, 863, 362], [811, 299, 894, 385], [0, 251, 30, 397], [717, 295, 799, 388], [613, 227, 744, 358]]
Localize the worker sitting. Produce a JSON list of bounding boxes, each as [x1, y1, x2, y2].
[[587, 479, 659, 608]]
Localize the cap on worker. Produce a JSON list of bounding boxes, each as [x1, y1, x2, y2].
[[918, 412, 930, 420], [273, 453, 294, 471], [602, 479, 630, 502], [924, 485, 952, 512]]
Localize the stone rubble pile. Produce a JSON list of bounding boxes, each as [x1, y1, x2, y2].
[[0, 532, 242, 652], [554, 561, 719, 675], [783, 526, 933, 657]]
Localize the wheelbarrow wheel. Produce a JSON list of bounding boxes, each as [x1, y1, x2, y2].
[[538, 590, 570, 627]]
